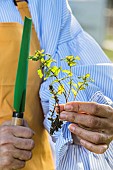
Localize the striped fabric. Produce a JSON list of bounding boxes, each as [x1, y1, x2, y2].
[[1, 0, 113, 170]]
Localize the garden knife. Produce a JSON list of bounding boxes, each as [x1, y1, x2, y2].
[[12, 17, 32, 126]]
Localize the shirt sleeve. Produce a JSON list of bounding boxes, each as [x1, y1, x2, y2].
[[29, 0, 63, 57]]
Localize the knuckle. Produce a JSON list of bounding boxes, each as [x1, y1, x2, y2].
[[93, 135, 101, 144], [94, 119, 102, 128], [29, 140, 35, 149], [99, 146, 107, 154], [70, 114, 75, 122], [4, 157, 13, 166], [106, 105, 113, 117], [0, 136, 13, 146], [2, 147, 11, 156], [89, 145, 93, 152], [78, 129, 83, 137], [20, 161, 26, 168], [17, 161, 26, 169], [91, 103, 99, 114], [30, 140, 35, 149], [22, 151, 32, 160], [0, 125, 11, 134], [27, 128, 34, 138], [0, 136, 8, 145], [88, 118, 96, 127], [107, 105, 112, 112], [83, 142, 93, 152], [105, 135, 112, 144], [27, 152, 32, 160]]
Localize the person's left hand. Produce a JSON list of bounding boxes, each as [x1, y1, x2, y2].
[[56, 102, 113, 154]]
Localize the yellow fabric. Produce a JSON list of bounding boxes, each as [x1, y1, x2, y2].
[[0, 1, 54, 170]]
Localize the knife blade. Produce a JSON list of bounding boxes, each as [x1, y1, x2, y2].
[[12, 17, 32, 126]]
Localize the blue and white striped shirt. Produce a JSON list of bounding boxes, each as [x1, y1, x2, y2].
[[1, 0, 113, 169]]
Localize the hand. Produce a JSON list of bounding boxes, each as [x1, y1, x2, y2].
[[0, 121, 35, 170], [57, 102, 113, 154]]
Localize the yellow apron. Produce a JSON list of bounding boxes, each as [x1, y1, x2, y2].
[[0, 1, 54, 170]]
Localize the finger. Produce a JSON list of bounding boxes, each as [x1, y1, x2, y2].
[[13, 149, 32, 161], [72, 133, 81, 145], [0, 157, 25, 170], [60, 111, 108, 130], [55, 104, 65, 113], [2, 121, 11, 126], [14, 138, 35, 150], [69, 124, 111, 145], [10, 159, 25, 170], [0, 144, 32, 161], [80, 139, 108, 154], [0, 135, 35, 151], [12, 126, 35, 138], [64, 101, 112, 118], [0, 125, 35, 139]]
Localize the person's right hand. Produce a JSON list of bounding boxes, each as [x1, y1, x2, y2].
[[0, 121, 35, 170]]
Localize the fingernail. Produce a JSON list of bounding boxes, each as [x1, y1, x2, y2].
[[60, 114, 66, 120], [64, 104, 73, 111], [68, 125, 76, 132], [103, 145, 108, 149], [55, 105, 60, 113]]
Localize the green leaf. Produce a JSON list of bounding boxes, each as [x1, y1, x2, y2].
[[51, 66, 59, 72], [85, 73, 90, 78], [71, 88, 77, 96], [62, 70, 70, 74], [72, 83, 78, 89], [37, 69, 43, 78], [79, 86, 85, 90], [62, 70, 73, 76], [75, 56, 80, 60], [46, 58, 55, 67], [51, 66, 61, 76], [28, 56, 33, 59], [41, 58, 45, 63], [78, 82, 84, 86], [40, 49, 45, 53], [44, 69, 52, 80], [85, 83, 88, 86], [69, 62, 76, 67], [90, 78, 94, 82], [66, 55, 74, 60], [34, 49, 45, 59], [52, 79, 59, 84], [68, 79, 73, 85]]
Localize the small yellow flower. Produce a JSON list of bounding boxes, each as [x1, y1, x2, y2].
[[58, 85, 64, 95]]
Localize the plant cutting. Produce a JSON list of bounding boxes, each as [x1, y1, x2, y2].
[[29, 50, 93, 135]]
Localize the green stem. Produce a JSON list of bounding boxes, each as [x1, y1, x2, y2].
[[74, 81, 86, 100], [66, 66, 72, 102], [46, 65, 67, 102]]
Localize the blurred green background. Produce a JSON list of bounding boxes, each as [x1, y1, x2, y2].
[[69, 0, 113, 62], [104, 35, 113, 61], [104, 49, 113, 62]]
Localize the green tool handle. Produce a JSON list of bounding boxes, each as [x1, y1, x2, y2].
[[11, 112, 23, 126]]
